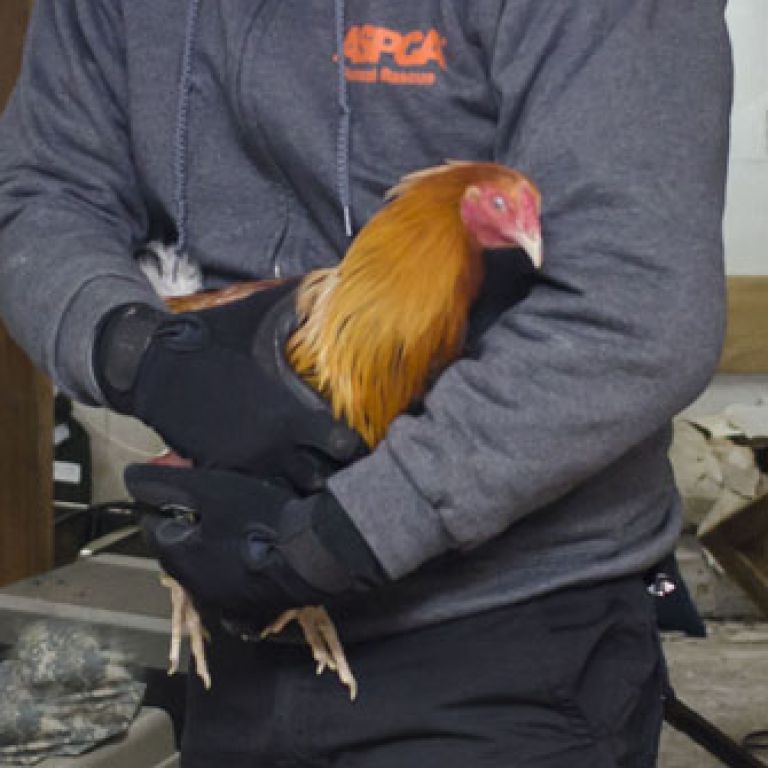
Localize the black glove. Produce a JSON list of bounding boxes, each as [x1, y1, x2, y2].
[[124, 463, 387, 627], [93, 282, 366, 492]]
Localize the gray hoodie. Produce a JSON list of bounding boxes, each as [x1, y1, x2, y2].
[[0, 0, 731, 639]]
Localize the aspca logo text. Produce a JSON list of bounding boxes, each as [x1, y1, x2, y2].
[[340, 25, 447, 86]]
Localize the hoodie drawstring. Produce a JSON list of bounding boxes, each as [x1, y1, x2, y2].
[[334, 0, 354, 239], [173, 0, 203, 271]]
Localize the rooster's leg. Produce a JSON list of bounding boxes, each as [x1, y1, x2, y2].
[[161, 574, 184, 676], [298, 609, 338, 674], [160, 575, 212, 689], [186, 599, 212, 690], [308, 608, 358, 701], [262, 608, 337, 673], [262, 606, 358, 700]]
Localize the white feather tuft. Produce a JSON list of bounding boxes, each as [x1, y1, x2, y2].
[[136, 241, 204, 298]]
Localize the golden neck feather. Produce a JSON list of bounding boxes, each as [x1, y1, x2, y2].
[[287, 164, 495, 447]]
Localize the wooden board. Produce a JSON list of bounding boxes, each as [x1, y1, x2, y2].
[[0, 336, 53, 586], [699, 492, 768, 618], [0, 0, 54, 587], [720, 277, 768, 374], [0, 2, 32, 107]]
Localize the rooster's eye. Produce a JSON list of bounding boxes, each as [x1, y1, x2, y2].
[[492, 195, 507, 211]]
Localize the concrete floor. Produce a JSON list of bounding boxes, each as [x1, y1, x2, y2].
[[659, 622, 768, 767]]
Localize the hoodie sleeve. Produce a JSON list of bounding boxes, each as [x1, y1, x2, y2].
[[0, 0, 163, 404], [329, 0, 732, 578]]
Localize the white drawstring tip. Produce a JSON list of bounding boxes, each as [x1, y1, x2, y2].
[[343, 205, 353, 238]]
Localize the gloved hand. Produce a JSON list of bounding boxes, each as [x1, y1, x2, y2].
[[124, 463, 387, 627], [93, 282, 365, 492]]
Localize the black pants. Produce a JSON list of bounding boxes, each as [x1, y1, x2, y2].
[[181, 576, 667, 767]]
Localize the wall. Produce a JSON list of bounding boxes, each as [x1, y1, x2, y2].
[[687, 1, 768, 415], [71, 405, 165, 503], [724, 0, 768, 275]]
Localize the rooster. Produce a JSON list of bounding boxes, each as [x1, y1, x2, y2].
[[157, 161, 542, 698]]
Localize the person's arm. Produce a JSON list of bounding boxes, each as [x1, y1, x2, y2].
[[0, 0, 161, 403], [327, 0, 732, 578]]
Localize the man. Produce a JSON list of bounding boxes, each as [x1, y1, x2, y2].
[[0, 1, 731, 766]]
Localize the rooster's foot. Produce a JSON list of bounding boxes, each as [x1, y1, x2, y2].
[[161, 574, 211, 690], [262, 606, 357, 700]]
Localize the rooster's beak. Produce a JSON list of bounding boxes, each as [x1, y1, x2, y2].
[[512, 230, 543, 270]]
